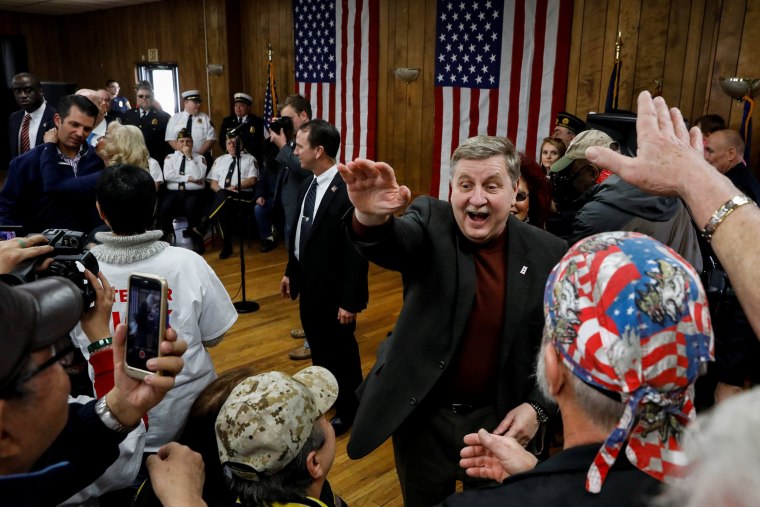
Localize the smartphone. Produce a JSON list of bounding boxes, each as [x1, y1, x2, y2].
[[125, 273, 168, 379]]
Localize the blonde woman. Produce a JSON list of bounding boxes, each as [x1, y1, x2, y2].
[[97, 123, 163, 189]]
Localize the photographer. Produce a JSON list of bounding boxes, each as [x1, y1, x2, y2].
[[270, 94, 313, 360], [0, 261, 187, 506], [0, 234, 53, 274]]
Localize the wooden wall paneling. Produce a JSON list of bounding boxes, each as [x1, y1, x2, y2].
[[224, 0, 242, 108], [385, 1, 402, 177], [614, 0, 642, 111], [565, 0, 586, 112], [275, 1, 294, 98], [418, 0, 438, 195], [18, 15, 64, 82], [661, 0, 691, 108], [692, 0, 720, 120], [707, 0, 745, 126], [597, 0, 621, 112], [735, 0, 760, 169], [375, 0, 391, 167], [240, 1, 265, 114], [403, 0, 425, 191], [574, 0, 607, 116], [680, 0, 706, 120], [204, 0, 232, 130], [631, 0, 670, 103]]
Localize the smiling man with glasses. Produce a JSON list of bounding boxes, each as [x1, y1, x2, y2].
[[123, 81, 172, 166]]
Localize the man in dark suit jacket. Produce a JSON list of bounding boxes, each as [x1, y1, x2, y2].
[[122, 82, 172, 166], [280, 119, 368, 436], [219, 92, 265, 164], [339, 136, 568, 506], [8, 73, 56, 159]]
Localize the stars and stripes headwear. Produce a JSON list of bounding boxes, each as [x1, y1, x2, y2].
[[544, 232, 713, 493]]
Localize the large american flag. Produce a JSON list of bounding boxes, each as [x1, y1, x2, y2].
[[293, 0, 378, 163], [431, 0, 573, 198]]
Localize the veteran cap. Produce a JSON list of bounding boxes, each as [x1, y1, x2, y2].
[[555, 111, 586, 135], [550, 129, 619, 173], [176, 128, 192, 140], [182, 90, 202, 102], [233, 92, 253, 105], [215, 366, 338, 480]]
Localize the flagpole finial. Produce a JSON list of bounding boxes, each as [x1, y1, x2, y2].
[[268, 44, 273, 62], [615, 32, 623, 61]]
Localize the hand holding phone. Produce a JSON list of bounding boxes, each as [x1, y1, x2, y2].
[[125, 273, 168, 379]]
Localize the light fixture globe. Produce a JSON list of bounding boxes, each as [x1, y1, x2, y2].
[[719, 77, 760, 101]]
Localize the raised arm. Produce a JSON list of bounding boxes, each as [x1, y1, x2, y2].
[[338, 158, 412, 226], [586, 91, 760, 335]]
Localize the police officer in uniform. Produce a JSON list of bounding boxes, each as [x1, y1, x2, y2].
[[166, 90, 216, 166], [219, 92, 265, 165], [161, 128, 208, 253], [123, 81, 172, 166]]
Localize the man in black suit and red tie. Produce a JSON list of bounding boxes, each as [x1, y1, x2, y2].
[[8, 73, 56, 160], [280, 119, 368, 438]]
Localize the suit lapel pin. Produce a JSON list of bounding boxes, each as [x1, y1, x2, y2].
[[331, 185, 338, 192], [520, 266, 528, 275]]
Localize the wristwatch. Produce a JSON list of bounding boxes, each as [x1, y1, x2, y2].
[[527, 401, 549, 425], [95, 396, 139, 434]]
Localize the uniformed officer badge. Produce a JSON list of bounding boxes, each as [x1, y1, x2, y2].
[[562, 118, 569, 125], [151, 119, 158, 125], [197, 118, 202, 124], [330, 185, 338, 192], [249, 126, 255, 134]]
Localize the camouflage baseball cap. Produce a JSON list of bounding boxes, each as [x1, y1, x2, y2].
[[215, 366, 338, 479]]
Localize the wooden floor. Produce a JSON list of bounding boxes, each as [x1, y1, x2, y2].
[[203, 237, 405, 507]]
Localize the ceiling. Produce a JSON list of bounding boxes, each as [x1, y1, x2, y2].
[[0, 0, 160, 16]]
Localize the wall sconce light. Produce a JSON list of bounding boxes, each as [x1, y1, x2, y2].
[[720, 77, 760, 102], [393, 68, 420, 84], [206, 64, 224, 76]]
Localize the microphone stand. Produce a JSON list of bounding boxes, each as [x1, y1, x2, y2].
[[232, 134, 259, 313]]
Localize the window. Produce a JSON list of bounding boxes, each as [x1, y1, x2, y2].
[[136, 63, 180, 114]]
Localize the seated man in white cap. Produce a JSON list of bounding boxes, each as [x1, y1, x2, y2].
[[215, 366, 344, 507], [220, 92, 265, 163], [441, 231, 714, 506], [165, 89, 216, 163]]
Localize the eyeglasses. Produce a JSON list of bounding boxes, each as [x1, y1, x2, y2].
[[15, 337, 76, 386], [515, 190, 529, 202], [137, 94, 152, 99]]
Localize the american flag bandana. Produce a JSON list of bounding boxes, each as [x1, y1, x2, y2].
[[543, 232, 714, 493]]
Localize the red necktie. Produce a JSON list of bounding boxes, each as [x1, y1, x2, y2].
[[20, 114, 31, 153]]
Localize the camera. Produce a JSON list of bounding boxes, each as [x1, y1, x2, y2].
[[269, 116, 294, 138], [0, 229, 99, 311]]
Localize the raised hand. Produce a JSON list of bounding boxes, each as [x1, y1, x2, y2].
[[338, 158, 412, 226]]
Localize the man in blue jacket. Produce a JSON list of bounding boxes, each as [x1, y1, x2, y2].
[[0, 94, 104, 234]]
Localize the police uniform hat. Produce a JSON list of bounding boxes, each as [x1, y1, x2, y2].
[[176, 128, 193, 140], [182, 90, 202, 102], [555, 111, 586, 134], [225, 128, 241, 140], [233, 93, 253, 105]]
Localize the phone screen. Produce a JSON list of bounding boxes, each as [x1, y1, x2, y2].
[[126, 275, 166, 373]]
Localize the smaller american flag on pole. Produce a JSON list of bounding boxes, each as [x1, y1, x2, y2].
[[263, 45, 278, 135]]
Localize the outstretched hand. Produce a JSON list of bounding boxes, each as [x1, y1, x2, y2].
[[338, 159, 411, 226], [460, 429, 538, 482], [585, 91, 705, 197]]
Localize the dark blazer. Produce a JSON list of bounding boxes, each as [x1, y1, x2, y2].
[[285, 171, 368, 314], [122, 107, 172, 165], [346, 196, 567, 459], [8, 103, 57, 159]]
